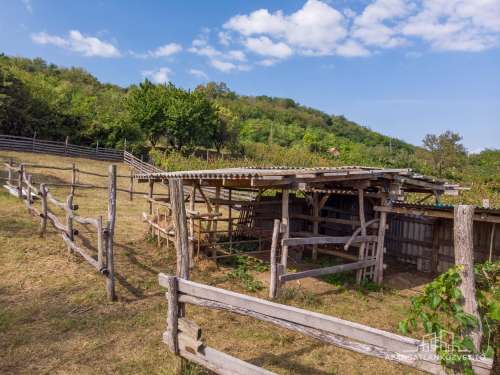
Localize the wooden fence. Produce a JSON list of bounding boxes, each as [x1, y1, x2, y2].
[[0, 134, 123, 161], [2, 159, 118, 300], [269, 218, 382, 298], [158, 274, 492, 375], [158, 179, 493, 375]]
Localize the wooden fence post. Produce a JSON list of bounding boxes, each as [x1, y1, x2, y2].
[[64, 136, 69, 155], [106, 164, 117, 301], [228, 189, 233, 250], [7, 158, 13, 185], [18, 164, 24, 199], [169, 179, 189, 280], [165, 275, 179, 354], [97, 215, 104, 271], [356, 188, 367, 283], [189, 185, 196, 268], [39, 183, 48, 236], [129, 169, 134, 201], [270, 219, 281, 299], [312, 192, 319, 261], [375, 210, 388, 284], [280, 189, 290, 271], [26, 174, 32, 212], [66, 194, 74, 253], [454, 205, 483, 351], [70, 163, 76, 195]]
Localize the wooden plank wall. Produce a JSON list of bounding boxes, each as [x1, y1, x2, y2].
[[386, 215, 499, 272]]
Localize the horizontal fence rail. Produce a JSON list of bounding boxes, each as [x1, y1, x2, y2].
[[159, 274, 493, 375], [0, 134, 123, 161], [2, 159, 117, 300]]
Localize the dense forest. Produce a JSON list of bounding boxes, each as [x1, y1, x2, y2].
[[0, 54, 498, 204]]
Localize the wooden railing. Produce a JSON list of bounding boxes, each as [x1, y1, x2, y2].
[[2, 160, 117, 300], [0, 134, 123, 161], [158, 274, 492, 375], [124, 150, 164, 174]]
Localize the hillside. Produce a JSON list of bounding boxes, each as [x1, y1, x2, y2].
[[0, 54, 412, 161], [1, 54, 498, 207]]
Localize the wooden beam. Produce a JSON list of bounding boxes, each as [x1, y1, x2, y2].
[[158, 274, 421, 353], [269, 219, 280, 299], [106, 164, 117, 301], [170, 179, 189, 280], [312, 192, 319, 261], [280, 259, 377, 282], [165, 275, 179, 354], [283, 235, 377, 247], [280, 189, 290, 270], [375, 209, 388, 284], [357, 188, 367, 283], [374, 205, 500, 224], [454, 205, 483, 351]]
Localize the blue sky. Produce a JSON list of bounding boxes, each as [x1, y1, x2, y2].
[[1, 0, 499, 152]]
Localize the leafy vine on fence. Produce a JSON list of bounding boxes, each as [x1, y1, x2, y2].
[[399, 261, 499, 374]]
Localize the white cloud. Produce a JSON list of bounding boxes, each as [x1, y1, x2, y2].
[[31, 32, 67, 47], [188, 35, 250, 72], [257, 58, 279, 66], [31, 30, 121, 57], [227, 50, 246, 61], [221, 0, 500, 61], [151, 43, 182, 57], [244, 36, 293, 58], [401, 0, 500, 51], [336, 40, 371, 57], [131, 43, 182, 59], [352, 0, 412, 48], [218, 31, 231, 46], [142, 67, 171, 84], [210, 59, 236, 72], [189, 69, 209, 80], [224, 0, 347, 56]]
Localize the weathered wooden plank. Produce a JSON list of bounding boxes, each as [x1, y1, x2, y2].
[[357, 188, 367, 283], [159, 274, 419, 353], [165, 275, 179, 354], [174, 337, 276, 375], [280, 259, 377, 282], [280, 189, 290, 270], [269, 219, 280, 299], [176, 293, 493, 375], [375, 205, 500, 224], [106, 165, 117, 301], [454, 205, 483, 350], [375, 210, 388, 283], [61, 233, 99, 270], [283, 235, 377, 247], [169, 179, 190, 279]]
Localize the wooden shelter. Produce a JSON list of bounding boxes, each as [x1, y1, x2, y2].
[[136, 166, 498, 286]]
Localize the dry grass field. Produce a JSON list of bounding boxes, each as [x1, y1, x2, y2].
[[0, 151, 427, 375]]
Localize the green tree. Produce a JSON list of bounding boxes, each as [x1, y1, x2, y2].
[[422, 131, 467, 177], [125, 80, 165, 147]]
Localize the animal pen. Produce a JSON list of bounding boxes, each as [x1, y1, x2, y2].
[[150, 174, 495, 375], [137, 166, 499, 295], [1, 153, 165, 301]]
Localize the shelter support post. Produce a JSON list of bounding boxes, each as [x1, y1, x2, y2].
[[280, 189, 290, 271], [454, 205, 483, 351]]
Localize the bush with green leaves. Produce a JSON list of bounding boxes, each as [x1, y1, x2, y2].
[[399, 262, 499, 374]]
